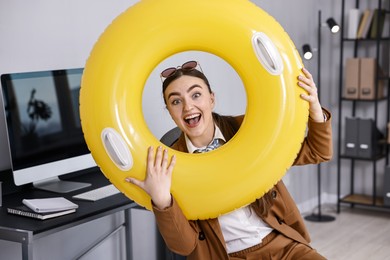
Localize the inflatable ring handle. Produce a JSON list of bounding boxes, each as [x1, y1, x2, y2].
[[101, 128, 133, 171], [252, 32, 284, 75]]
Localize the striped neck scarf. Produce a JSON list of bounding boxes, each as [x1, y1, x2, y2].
[[193, 138, 225, 153]]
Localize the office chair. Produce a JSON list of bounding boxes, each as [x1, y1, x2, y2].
[[160, 127, 181, 147]]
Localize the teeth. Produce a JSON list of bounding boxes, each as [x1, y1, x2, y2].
[[185, 114, 200, 120]]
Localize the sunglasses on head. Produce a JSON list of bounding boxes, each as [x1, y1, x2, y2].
[[160, 60, 203, 82]]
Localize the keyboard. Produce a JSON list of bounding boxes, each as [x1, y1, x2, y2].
[[72, 184, 121, 201]]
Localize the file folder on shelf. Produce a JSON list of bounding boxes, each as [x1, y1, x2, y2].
[[359, 58, 384, 100], [357, 118, 375, 158], [384, 167, 390, 206], [344, 117, 384, 159], [344, 117, 359, 156], [344, 58, 385, 100], [344, 58, 360, 99]]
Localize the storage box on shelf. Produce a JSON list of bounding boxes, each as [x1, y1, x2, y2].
[[337, 0, 390, 211]]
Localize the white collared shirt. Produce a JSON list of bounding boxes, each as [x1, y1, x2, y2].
[[184, 125, 273, 254], [184, 125, 226, 154], [218, 206, 273, 253]]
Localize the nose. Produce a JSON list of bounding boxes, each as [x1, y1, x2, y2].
[[183, 99, 193, 111]]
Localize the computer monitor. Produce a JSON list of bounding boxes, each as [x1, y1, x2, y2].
[[0, 68, 95, 193]]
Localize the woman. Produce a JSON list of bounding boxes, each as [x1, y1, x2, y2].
[[126, 61, 332, 259]]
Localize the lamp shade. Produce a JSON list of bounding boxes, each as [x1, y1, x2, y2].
[[302, 44, 313, 60], [326, 18, 340, 33]]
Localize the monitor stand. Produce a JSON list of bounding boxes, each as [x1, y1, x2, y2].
[[33, 177, 91, 193]]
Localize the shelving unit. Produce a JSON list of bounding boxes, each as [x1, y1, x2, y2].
[[337, 0, 390, 212]]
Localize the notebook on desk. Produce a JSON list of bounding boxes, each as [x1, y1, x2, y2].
[[7, 205, 76, 220], [22, 197, 78, 213]]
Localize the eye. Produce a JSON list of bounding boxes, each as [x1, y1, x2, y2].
[[192, 92, 201, 99], [171, 98, 181, 106]]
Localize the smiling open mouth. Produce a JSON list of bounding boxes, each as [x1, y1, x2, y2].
[[185, 114, 201, 127]]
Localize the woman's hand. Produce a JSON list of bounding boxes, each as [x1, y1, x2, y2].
[[297, 68, 325, 122], [125, 146, 176, 209]]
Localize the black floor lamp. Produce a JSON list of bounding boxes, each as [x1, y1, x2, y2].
[[302, 10, 339, 222]]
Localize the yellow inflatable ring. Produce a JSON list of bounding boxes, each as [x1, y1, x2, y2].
[[80, 0, 307, 220]]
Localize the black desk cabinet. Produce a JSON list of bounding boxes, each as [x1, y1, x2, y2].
[[0, 168, 137, 260]]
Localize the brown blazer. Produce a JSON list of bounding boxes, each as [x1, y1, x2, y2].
[[153, 110, 333, 260]]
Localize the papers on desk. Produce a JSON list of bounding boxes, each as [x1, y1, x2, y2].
[[7, 197, 79, 220], [22, 197, 78, 213], [7, 205, 76, 220]]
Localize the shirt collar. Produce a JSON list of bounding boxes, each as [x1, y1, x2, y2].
[[185, 125, 226, 154]]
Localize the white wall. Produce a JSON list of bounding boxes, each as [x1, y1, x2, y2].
[[0, 0, 138, 170]]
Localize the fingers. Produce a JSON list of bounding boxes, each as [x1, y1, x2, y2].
[[152, 146, 172, 174], [125, 146, 176, 192], [154, 146, 163, 168], [146, 146, 154, 175], [298, 68, 318, 101], [167, 154, 176, 174], [301, 67, 313, 81], [125, 176, 144, 189], [297, 68, 324, 121], [146, 146, 170, 174], [298, 68, 316, 89]]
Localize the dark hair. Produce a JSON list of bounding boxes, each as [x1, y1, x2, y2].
[[162, 68, 212, 104]]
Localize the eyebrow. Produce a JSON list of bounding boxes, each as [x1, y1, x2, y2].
[[167, 84, 202, 100]]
